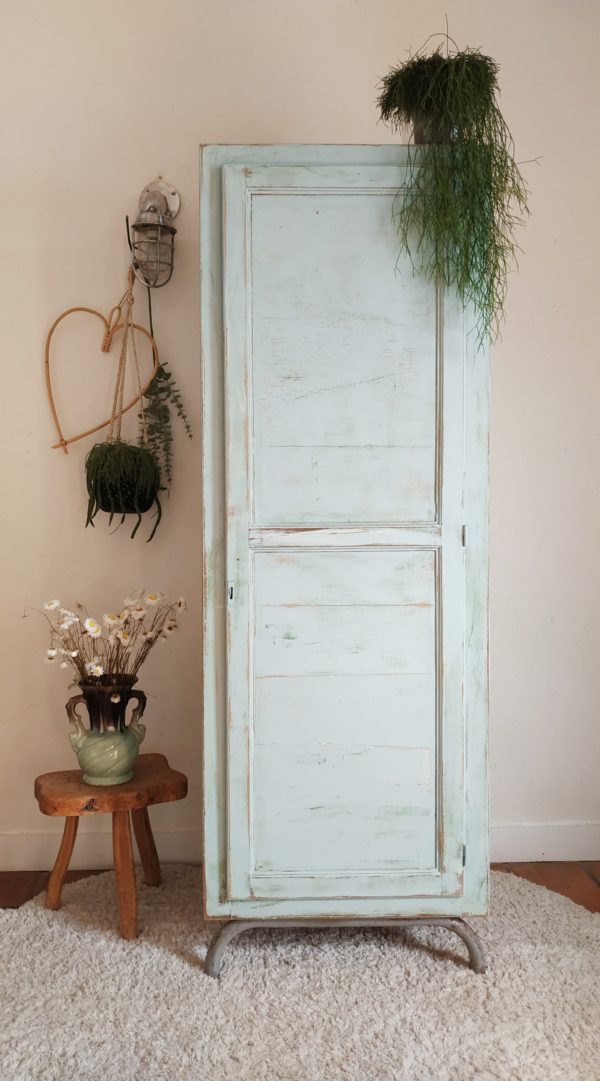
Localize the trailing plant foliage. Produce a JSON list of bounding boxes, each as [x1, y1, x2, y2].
[[85, 441, 162, 541], [139, 362, 192, 488], [377, 46, 529, 342]]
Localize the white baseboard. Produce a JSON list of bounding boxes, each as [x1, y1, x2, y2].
[[491, 821, 600, 861], [0, 828, 202, 871], [2, 822, 598, 871]]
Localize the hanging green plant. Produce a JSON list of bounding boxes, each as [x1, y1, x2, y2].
[[377, 42, 529, 342], [82, 268, 163, 541], [85, 441, 162, 541], [139, 361, 192, 488]]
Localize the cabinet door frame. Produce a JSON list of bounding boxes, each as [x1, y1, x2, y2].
[[201, 144, 489, 920], [223, 162, 464, 903]]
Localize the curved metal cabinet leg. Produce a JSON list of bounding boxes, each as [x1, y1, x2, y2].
[[205, 920, 258, 978], [204, 917, 487, 979], [443, 918, 487, 973]]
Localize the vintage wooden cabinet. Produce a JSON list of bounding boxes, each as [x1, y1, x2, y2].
[[201, 144, 489, 972]]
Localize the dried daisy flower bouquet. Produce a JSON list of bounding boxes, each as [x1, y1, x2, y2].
[[39, 589, 187, 785], [43, 589, 186, 687]]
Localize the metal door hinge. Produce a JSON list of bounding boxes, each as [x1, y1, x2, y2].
[[461, 524, 467, 547], [462, 844, 467, 867], [227, 582, 234, 601]]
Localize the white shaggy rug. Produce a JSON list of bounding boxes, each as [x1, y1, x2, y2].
[[0, 866, 598, 1081]]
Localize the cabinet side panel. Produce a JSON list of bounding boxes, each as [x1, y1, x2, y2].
[[463, 325, 490, 915], [201, 147, 230, 915]]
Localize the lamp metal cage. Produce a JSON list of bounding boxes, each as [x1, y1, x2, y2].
[[131, 178, 180, 289]]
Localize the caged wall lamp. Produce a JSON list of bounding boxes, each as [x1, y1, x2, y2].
[[130, 177, 180, 289]]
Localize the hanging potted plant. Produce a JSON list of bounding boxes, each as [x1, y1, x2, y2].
[[377, 39, 529, 342], [83, 267, 163, 541], [37, 591, 186, 785], [85, 440, 162, 540]]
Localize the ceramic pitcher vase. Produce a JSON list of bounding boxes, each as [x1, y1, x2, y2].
[[66, 677, 146, 786]]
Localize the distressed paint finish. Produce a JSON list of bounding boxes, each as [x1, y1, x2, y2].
[[248, 180, 437, 526], [252, 549, 438, 883], [200, 145, 489, 920]]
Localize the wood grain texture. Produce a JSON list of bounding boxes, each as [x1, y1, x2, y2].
[[580, 861, 600, 887], [112, 811, 137, 939], [0, 869, 105, 909], [4, 866, 600, 915], [224, 161, 468, 908], [45, 816, 79, 910], [249, 181, 437, 527], [200, 146, 427, 922], [32, 754, 187, 936], [497, 862, 600, 914], [131, 808, 161, 887], [0, 871, 49, 908], [462, 323, 490, 916], [251, 549, 438, 880], [201, 145, 489, 920], [34, 754, 187, 817]]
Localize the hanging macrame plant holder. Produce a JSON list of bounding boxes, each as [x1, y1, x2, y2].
[[85, 269, 162, 541]]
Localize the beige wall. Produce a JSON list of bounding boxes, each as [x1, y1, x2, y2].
[[1, 0, 598, 868]]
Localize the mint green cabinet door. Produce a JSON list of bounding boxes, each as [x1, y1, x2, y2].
[[201, 146, 489, 919]]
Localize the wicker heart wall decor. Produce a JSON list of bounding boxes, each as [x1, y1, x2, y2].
[[45, 268, 164, 541]]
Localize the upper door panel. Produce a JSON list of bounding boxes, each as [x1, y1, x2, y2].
[[223, 164, 440, 528]]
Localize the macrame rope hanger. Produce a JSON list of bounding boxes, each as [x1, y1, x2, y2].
[[107, 267, 149, 447]]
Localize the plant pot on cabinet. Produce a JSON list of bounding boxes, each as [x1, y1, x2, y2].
[[66, 677, 146, 786], [411, 113, 457, 145], [377, 47, 529, 342]]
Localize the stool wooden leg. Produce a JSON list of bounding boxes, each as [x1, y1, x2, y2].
[[112, 811, 137, 939], [46, 816, 79, 910], [131, 808, 161, 886]]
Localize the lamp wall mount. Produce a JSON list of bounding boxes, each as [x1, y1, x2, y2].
[[139, 177, 180, 221]]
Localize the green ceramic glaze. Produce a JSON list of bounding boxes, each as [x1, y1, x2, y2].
[[69, 725, 146, 785], [66, 683, 146, 786]]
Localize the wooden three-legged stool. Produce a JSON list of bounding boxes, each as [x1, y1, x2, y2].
[[34, 753, 187, 939]]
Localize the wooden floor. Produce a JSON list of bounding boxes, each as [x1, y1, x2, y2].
[[492, 862, 600, 913], [0, 863, 599, 912]]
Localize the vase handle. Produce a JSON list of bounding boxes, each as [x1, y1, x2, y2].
[[127, 690, 147, 747], [65, 694, 88, 733], [128, 690, 147, 724]]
